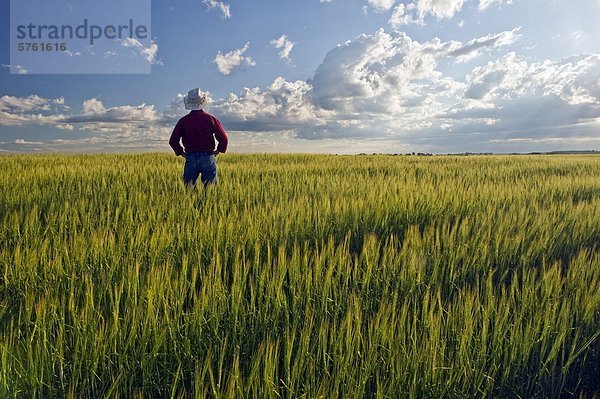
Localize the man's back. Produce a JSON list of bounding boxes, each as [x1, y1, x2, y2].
[[169, 110, 228, 156]]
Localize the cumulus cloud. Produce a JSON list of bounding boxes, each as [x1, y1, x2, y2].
[[308, 27, 517, 114], [368, 0, 396, 12], [389, 0, 514, 27], [271, 35, 296, 61], [3, 29, 599, 153], [0, 95, 164, 143], [121, 38, 162, 65], [389, 3, 422, 27], [15, 139, 44, 145], [66, 99, 168, 142], [62, 98, 160, 134], [0, 95, 66, 113], [62, 50, 81, 57], [1, 64, 28, 74], [463, 53, 600, 106], [212, 77, 333, 132], [174, 29, 516, 140], [417, 0, 467, 19], [214, 43, 256, 75], [211, 29, 600, 149], [427, 52, 600, 151], [202, 0, 231, 18], [447, 27, 521, 61], [0, 95, 70, 127], [478, 0, 513, 11], [314, 27, 519, 104]]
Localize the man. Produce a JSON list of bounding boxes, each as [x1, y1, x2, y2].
[[169, 88, 229, 187]]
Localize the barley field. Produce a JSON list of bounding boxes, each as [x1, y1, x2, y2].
[[0, 153, 599, 398]]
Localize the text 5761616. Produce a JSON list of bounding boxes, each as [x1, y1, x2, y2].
[[17, 42, 67, 52]]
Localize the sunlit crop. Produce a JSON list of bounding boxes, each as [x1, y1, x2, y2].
[[1, 153, 599, 398]]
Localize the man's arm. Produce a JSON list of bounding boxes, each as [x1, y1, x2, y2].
[[212, 117, 229, 153], [169, 119, 185, 156]]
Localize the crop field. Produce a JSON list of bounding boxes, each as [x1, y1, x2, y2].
[[0, 153, 599, 398]]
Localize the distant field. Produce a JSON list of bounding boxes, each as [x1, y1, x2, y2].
[[0, 153, 599, 398]]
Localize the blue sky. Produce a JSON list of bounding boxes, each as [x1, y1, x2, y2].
[[1, 0, 599, 153]]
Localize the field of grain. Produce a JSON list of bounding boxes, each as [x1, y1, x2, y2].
[[0, 153, 599, 398]]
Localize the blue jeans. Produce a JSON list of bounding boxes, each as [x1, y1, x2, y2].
[[183, 152, 217, 187]]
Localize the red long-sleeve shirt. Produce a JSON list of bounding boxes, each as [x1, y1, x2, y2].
[[169, 110, 228, 155]]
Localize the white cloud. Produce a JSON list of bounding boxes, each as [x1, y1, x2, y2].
[[64, 99, 167, 140], [202, 0, 231, 18], [0, 95, 65, 113], [463, 53, 600, 106], [308, 27, 516, 115], [389, 0, 514, 27], [389, 3, 422, 27], [62, 50, 81, 57], [478, 0, 512, 11], [121, 38, 162, 65], [0, 95, 70, 127], [368, 0, 396, 12], [15, 139, 44, 145], [270, 35, 296, 61], [416, 0, 467, 19], [1, 64, 28, 74], [213, 77, 331, 131], [214, 42, 256, 76], [3, 30, 599, 154], [540, 55, 600, 105], [82, 98, 106, 115], [211, 29, 600, 150], [0, 94, 162, 141], [464, 52, 525, 100], [65, 98, 159, 129], [489, 136, 600, 144], [0, 111, 70, 128], [447, 27, 521, 61], [207, 29, 466, 137]]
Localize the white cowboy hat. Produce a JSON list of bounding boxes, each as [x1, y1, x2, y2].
[[183, 88, 207, 110]]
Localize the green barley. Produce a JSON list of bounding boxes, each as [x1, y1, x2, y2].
[[0, 153, 599, 398]]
